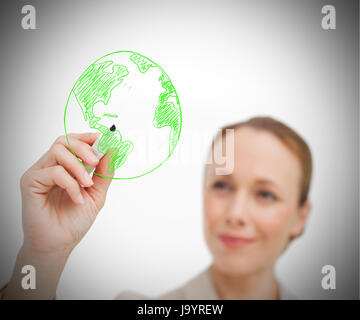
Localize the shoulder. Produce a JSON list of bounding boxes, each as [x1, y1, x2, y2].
[[115, 266, 218, 300]]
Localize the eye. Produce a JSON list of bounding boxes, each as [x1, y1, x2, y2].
[[257, 190, 276, 201], [213, 181, 231, 191]]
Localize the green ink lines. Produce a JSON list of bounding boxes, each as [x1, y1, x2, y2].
[[130, 53, 154, 73], [65, 50, 182, 179], [97, 129, 133, 174], [73, 60, 128, 124], [129, 53, 181, 153], [153, 74, 181, 154], [103, 113, 118, 118], [72, 60, 134, 174]]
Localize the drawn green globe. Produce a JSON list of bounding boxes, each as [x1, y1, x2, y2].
[[64, 51, 182, 179]]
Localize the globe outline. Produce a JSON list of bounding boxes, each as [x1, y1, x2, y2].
[[64, 50, 182, 180]]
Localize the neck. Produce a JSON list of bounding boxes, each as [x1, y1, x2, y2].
[[209, 263, 279, 300]]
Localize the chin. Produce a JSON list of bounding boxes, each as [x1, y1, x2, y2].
[[213, 254, 259, 276]]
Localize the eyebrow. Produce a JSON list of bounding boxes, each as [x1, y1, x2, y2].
[[254, 179, 281, 191], [210, 173, 233, 181]]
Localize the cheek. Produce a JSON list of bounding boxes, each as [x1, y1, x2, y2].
[[253, 203, 294, 241]]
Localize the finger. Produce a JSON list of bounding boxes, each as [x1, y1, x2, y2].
[[64, 138, 100, 167], [51, 143, 95, 187], [66, 132, 100, 144], [22, 166, 85, 205], [31, 132, 100, 171], [87, 155, 114, 209]]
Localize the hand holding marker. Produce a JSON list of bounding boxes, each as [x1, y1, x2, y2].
[[86, 124, 116, 175], [2, 127, 118, 299]]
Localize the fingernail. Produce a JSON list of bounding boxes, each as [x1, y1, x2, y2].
[[83, 172, 94, 186], [77, 193, 85, 204]]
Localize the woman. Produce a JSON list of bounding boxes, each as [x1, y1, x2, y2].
[[1, 116, 312, 300]]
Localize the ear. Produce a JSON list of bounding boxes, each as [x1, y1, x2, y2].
[[289, 200, 312, 240]]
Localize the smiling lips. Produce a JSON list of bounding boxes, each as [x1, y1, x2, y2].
[[218, 234, 256, 249]]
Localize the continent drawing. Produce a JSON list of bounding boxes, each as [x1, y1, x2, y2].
[[153, 74, 181, 154], [64, 50, 182, 179], [73, 60, 134, 174], [128, 53, 181, 154], [130, 53, 154, 73]]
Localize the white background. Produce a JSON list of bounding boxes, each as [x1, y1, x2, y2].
[[0, 0, 358, 299]]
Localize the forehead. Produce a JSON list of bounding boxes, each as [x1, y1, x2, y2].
[[207, 127, 302, 187]]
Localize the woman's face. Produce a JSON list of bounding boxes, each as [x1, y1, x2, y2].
[[203, 127, 310, 275]]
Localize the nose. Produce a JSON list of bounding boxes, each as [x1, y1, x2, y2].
[[225, 189, 251, 227]]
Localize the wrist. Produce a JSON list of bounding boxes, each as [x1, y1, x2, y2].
[[20, 243, 72, 264], [4, 245, 70, 299]]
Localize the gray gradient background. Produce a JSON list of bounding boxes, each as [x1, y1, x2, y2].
[[0, 0, 358, 299]]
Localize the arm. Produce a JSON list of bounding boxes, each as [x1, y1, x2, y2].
[[3, 246, 68, 299]]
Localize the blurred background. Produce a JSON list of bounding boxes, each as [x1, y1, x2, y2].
[[0, 0, 358, 299]]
